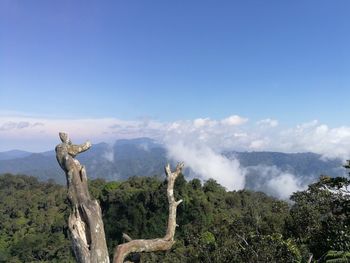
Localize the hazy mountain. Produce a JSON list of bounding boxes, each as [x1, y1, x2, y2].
[[0, 138, 167, 184], [0, 150, 32, 160], [0, 138, 346, 189], [226, 151, 345, 179], [224, 151, 346, 194]]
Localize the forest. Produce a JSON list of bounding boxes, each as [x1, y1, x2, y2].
[[0, 170, 349, 263]]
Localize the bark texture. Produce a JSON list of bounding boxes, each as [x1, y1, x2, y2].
[[56, 132, 109, 263], [56, 132, 183, 263], [112, 163, 184, 263]]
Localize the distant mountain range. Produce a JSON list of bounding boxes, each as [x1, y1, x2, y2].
[[0, 138, 167, 184], [0, 137, 346, 190], [0, 150, 33, 160]]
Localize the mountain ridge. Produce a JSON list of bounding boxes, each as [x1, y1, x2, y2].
[[0, 138, 346, 198]]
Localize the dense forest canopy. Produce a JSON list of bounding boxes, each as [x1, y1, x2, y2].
[[0, 172, 349, 262]]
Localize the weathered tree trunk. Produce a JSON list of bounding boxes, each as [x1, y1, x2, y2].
[[56, 133, 183, 263], [56, 132, 109, 263], [112, 163, 184, 263]]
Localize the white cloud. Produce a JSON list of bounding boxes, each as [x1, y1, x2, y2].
[[257, 118, 278, 127], [221, 115, 248, 126], [193, 118, 217, 128], [249, 139, 268, 150], [245, 165, 308, 200], [166, 141, 245, 190], [2, 113, 350, 162], [0, 115, 156, 151], [103, 145, 114, 162], [275, 122, 350, 160], [0, 121, 44, 131], [266, 173, 306, 200], [3, 112, 350, 200]]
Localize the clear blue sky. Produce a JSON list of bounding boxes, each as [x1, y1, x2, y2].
[[1, 0, 349, 125]]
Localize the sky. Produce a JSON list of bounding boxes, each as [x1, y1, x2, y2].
[[1, 0, 350, 156]]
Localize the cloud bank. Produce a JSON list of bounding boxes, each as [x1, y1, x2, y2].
[[1, 113, 349, 197], [3, 113, 350, 161], [245, 165, 308, 200], [166, 141, 245, 191]]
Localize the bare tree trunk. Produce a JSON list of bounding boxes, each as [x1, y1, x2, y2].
[[112, 163, 184, 263], [56, 132, 109, 263], [56, 133, 183, 263], [307, 254, 313, 263]]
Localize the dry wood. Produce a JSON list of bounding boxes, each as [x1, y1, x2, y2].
[[113, 163, 184, 263], [56, 132, 184, 263], [56, 132, 109, 263]]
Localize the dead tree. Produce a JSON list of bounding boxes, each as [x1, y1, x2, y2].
[[113, 162, 184, 263], [56, 132, 110, 263], [56, 132, 184, 263]]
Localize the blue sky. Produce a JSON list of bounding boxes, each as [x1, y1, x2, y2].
[[1, 1, 350, 152]]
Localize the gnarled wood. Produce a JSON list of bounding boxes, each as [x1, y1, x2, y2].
[[113, 163, 184, 263], [56, 132, 184, 263], [56, 132, 109, 263]]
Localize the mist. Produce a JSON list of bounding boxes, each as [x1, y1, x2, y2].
[[165, 141, 245, 191], [245, 165, 309, 200]]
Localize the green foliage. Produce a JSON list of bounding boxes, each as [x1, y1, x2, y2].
[[0, 174, 74, 262], [99, 175, 296, 262], [286, 175, 350, 261], [0, 172, 347, 262], [200, 231, 216, 246], [323, 250, 350, 262]]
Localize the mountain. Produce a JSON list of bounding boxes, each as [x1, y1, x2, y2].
[[0, 138, 167, 184], [78, 138, 167, 182], [224, 151, 345, 195], [226, 151, 345, 179], [0, 150, 32, 160], [0, 138, 346, 190]]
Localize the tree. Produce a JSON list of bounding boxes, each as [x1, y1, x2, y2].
[[0, 174, 74, 262], [286, 173, 350, 261], [55, 132, 184, 263]]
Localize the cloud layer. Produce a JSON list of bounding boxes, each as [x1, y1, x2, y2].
[[166, 141, 245, 191], [2, 113, 350, 160], [245, 165, 308, 200], [1, 113, 349, 197]]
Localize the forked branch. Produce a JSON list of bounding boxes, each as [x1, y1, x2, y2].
[[56, 133, 184, 263], [112, 162, 184, 263]]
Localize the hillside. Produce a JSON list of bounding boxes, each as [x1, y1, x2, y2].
[[1, 173, 348, 262], [0, 138, 346, 198]]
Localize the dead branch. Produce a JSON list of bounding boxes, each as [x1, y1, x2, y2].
[[112, 163, 184, 263], [56, 132, 184, 263], [56, 132, 109, 263]]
